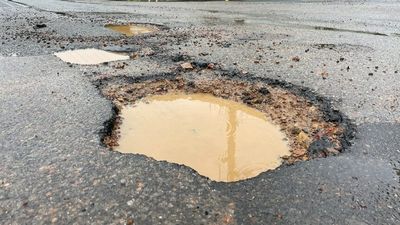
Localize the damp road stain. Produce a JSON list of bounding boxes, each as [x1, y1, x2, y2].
[[54, 48, 129, 65], [115, 93, 290, 182], [105, 24, 156, 37]]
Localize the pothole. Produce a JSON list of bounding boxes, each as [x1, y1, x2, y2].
[[102, 77, 351, 182], [54, 48, 129, 65], [105, 24, 157, 37]]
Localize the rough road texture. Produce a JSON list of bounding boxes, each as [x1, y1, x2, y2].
[[1, 0, 399, 224]]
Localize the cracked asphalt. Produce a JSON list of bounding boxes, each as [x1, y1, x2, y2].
[[0, 0, 399, 224]]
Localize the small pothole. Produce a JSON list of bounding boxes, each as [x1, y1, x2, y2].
[[105, 24, 157, 37], [54, 48, 129, 65], [102, 77, 350, 182]]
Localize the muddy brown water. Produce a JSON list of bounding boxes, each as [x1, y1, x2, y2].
[[105, 24, 156, 36], [115, 93, 290, 182]]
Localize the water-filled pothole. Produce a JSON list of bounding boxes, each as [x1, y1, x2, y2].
[[105, 24, 156, 37], [116, 93, 290, 182], [103, 77, 349, 182], [54, 48, 129, 65]]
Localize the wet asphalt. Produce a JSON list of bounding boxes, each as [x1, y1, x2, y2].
[[0, 0, 399, 224]]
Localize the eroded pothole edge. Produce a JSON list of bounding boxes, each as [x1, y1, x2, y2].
[[98, 73, 356, 170]]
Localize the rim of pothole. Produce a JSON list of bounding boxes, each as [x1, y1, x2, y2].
[[99, 75, 356, 167]]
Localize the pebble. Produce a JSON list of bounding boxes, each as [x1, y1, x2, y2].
[[127, 200, 134, 206]]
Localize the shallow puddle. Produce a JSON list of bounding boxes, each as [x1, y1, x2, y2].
[[105, 24, 156, 37], [115, 93, 290, 182], [54, 48, 129, 65]]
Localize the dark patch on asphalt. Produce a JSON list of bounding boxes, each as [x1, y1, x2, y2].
[[52, 11, 69, 16], [312, 43, 375, 53], [34, 23, 47, 29], [101, 45, 140, 53], [233, 19, 245, 24], [314, 26, 388, 36], [99, 104, 119, 148], [7, 0, 30, 8], [395, 168, 400, 182], [205, 10, 219, 13], [308, 136, 334, 158], [171, 53, 192, 62]]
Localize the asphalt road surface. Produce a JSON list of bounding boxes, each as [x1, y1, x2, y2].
[[1, 0, 399, 224]]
